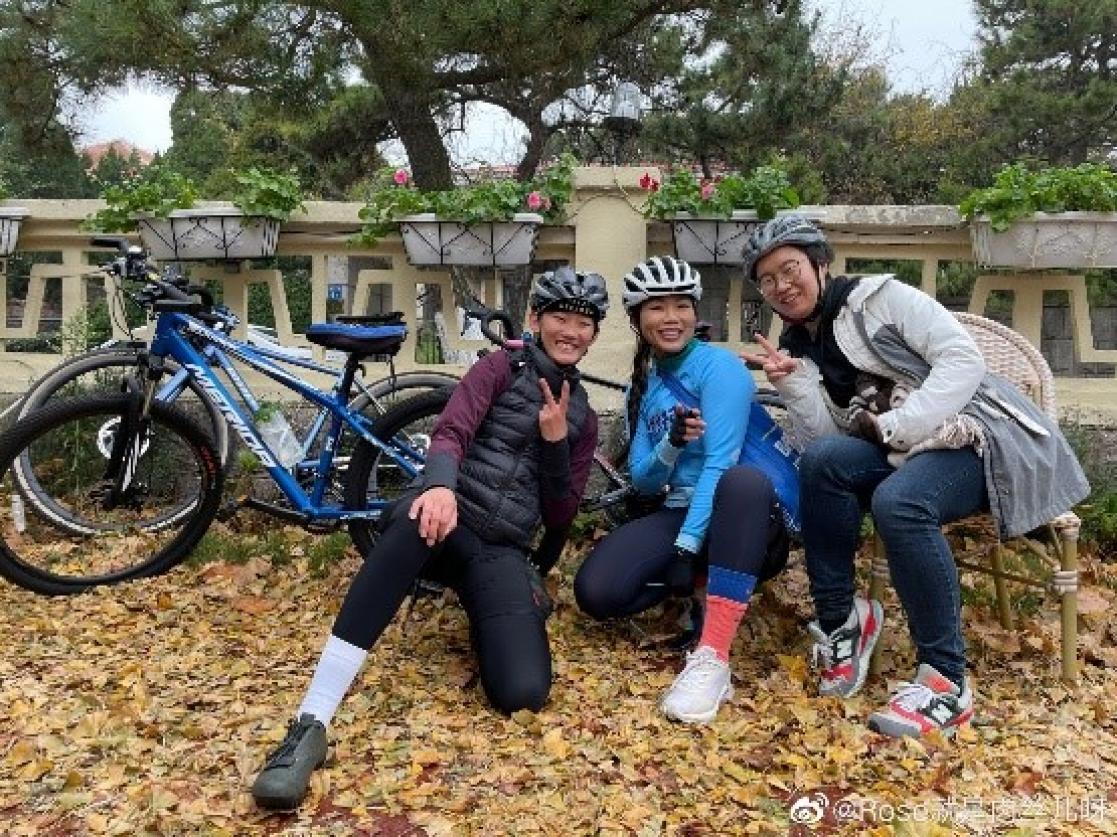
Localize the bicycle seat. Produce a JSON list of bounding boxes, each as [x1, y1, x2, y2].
[[305, 322, 407, 357], [335, 311, 405, 327]]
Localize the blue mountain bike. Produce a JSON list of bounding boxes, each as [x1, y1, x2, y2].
[[0, 242, 445, 595]]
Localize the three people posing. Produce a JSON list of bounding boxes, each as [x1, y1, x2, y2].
[[254, 215, 1091, 810]]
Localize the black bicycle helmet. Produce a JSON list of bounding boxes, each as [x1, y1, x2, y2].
[[530, 266, 610, 322], [621, 256, 702, 310], [742, 214, 833, 283]]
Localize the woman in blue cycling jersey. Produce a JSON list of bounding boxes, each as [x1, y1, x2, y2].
[[574, 256, 789, 724]]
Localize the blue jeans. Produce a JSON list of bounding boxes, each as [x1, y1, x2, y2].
[[798, 436, 988, 684]]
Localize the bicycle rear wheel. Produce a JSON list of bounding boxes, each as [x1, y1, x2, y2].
[[344, 388, 451, 556], [0, 394, 224, 595]]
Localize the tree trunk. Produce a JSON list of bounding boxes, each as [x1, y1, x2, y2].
[[501, 266, 533, 335], [516, 112, 549, 180], [376, 77, 454, 190]]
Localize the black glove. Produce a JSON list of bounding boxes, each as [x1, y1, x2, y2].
[[525, 562, 554, 620], [664, 547, 697, 596], [669, 406, 698, 448]]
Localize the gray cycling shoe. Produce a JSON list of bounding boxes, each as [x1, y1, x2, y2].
[[251, 714, 328, 810]]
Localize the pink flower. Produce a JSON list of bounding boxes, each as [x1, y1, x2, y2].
[[526, 191, 544, 211], [393, 169, 410, 186], [700, 181, 716, 201], [639, 172, 653, 190]]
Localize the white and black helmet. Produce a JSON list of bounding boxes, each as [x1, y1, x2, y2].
[[621, 256, 702, 310], [530, 266, 610, 322]]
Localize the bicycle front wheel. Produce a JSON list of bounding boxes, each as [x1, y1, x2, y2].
[[13, 346, 229, 463], [345, 388, 451, 556], [0, 394, 224, 595]]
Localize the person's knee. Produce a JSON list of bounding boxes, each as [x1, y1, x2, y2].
[[573, 566, 615, 621], [798, 436, 847, 485], [871, 481, 936, 534], [484, 665, 551, 714], [714, 464, 774, 506]]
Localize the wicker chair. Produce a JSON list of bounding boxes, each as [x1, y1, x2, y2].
[[867, 311, 1083, 682]]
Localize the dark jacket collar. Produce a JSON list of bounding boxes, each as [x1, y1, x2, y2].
[[525, 342, 582, 398]]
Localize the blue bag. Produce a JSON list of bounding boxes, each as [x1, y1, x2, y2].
[[658, 372, 801, 534]]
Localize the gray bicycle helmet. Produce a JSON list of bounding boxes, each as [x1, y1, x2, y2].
[[621, 256, 702, 310], [530, 266, 610, 322], [742, 214, 833, 283]]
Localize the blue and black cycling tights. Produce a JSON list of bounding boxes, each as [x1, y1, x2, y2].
[[575, 464, 786, 620], [331, 498, 551, 714]]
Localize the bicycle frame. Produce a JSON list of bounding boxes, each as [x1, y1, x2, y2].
[[148, 311, 422, 521], [146, 327, 386, 464]]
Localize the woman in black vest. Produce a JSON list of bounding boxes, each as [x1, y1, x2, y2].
[[251, 268, 608, 810]]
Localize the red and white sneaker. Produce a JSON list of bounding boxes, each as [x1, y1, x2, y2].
[[807, 597, 883, 698], [868, 664, 974, 738]]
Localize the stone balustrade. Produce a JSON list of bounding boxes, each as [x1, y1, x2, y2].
[[2, 167, 1115, 420]]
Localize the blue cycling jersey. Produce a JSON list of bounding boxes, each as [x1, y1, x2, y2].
[[628, 339, 755, 553]]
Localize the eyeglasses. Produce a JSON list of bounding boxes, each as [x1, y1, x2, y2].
[[756, 258, 804, 296]]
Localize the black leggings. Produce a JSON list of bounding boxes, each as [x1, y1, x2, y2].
[[331, 498, 551, 714], [575, 464, 785, 620]]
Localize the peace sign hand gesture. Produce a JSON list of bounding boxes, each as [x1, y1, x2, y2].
[[538, 378, 570, 442], [740, 333, 800, 384]]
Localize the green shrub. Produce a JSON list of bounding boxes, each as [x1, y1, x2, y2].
[[355, 153, 577, 247], [960, 162, 1117, 232], [640, 163, 801, 221]]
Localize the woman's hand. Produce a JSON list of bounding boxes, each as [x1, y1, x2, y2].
[[740, 333, 799, 384], [538, 378, 570, 442], [669, 404, 706, 448], [409, 487, 458, 546]]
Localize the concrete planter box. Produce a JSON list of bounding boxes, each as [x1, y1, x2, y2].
[[670, 209, 825, 265], [971, 212, 1117, 269], [0, 207, 29, 256], [137, 208, 280, 261], [398, 213, 543, 266]]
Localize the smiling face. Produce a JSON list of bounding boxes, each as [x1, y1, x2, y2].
[[529, 309, 598, 366], [754, 245, 827, 323], [636, 295, 697, 356]]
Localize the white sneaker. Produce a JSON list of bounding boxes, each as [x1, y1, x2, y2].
[[660, 646, 732, 724]]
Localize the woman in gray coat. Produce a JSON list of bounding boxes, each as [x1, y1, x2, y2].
[[741, 215, 1089, 739]]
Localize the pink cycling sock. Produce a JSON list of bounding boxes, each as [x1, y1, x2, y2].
[[698, 596, 749, 662]]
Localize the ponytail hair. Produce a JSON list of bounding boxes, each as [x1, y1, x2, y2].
[[616, 325, 653, 465]]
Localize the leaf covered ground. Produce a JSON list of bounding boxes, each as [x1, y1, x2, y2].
[[3, 520, 1117, 836]]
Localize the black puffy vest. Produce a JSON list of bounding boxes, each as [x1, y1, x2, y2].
[[455, 344, 591, 548]]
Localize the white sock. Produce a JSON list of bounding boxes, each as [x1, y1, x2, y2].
[[297, 634, 368, 727]]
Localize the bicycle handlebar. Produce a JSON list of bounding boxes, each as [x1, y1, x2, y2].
[[463, 301, 626, 390]]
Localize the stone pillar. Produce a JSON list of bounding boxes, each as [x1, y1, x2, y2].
[[570, 167, 652, 389]]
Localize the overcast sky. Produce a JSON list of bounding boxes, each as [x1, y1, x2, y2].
[[75, 0, 979, 163]]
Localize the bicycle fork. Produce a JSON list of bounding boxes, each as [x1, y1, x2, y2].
[[98, 357, 161, 510]]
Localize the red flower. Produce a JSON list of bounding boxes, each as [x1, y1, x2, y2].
[[639, 172, 653, 190]]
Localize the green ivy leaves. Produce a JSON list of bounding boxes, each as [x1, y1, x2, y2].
[[84, 166, 304, 232], [641, 164, 800, 221], [354, 153, 577, 247], [960, 163, 1117, 232]]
